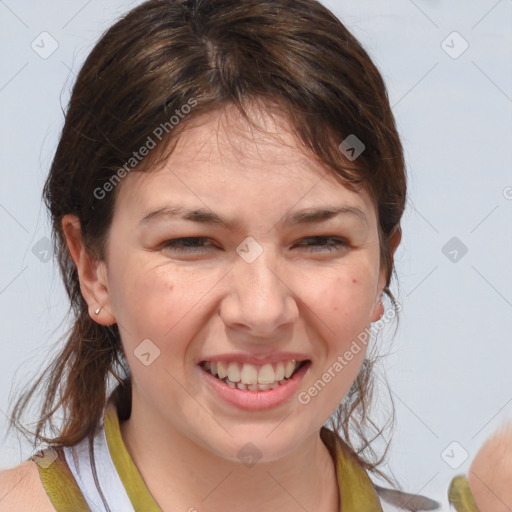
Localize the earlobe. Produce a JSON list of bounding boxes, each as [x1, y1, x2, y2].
[[62, 215, 116, 325], [372, 226, 402, 323], [370, 297, 384, 323]]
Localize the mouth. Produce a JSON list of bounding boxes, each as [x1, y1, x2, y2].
[[197, 357, 312, 411], [199, 359, 311, 392]]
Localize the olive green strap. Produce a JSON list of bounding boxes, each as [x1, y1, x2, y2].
[[104, 402, 162, 511], [448, 474, 480, 512], [321, 427, 383, 512], [32, 447, 91, 512], [106, 408, 381, 512], [107, 405, 384, 512]]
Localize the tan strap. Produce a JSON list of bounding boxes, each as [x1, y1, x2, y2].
[[32, 446, 91, 512]]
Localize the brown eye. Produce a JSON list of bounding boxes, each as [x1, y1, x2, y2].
[[294, 236, 348, 253], [161, 237, 215, 253]]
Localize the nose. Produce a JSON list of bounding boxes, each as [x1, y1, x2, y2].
[[219, 245, 299, 339]]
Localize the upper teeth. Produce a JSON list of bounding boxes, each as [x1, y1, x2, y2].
[[204, 360, 300, 385]]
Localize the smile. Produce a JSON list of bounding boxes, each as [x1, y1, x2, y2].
[[198, 359, 312, 411], [199, 359, 308, 391]]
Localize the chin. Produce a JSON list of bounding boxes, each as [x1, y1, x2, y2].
[[204, 427, 307, 466]]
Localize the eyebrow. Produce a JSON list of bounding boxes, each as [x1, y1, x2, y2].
[[139, 204, 368, 229]]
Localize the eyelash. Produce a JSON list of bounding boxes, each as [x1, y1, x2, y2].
[[160, 236, 348, 254]]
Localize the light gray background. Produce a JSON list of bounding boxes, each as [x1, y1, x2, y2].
[[1, 0, 511, 509]]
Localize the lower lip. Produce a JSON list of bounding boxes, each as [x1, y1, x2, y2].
[[198, 362, 311, 411]]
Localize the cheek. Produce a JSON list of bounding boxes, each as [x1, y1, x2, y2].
[[313, 264, 378, 324], [108, 257, 217, 347], [301, 264, 378, 377]]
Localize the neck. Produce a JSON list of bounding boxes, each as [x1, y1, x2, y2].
[[119, 396, 340, 512]]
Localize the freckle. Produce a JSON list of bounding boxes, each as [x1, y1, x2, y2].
[[352, 279, 357, 284]]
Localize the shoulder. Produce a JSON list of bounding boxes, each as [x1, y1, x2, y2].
[[468, 424, 512, 512], [0, 461, 56, 512]]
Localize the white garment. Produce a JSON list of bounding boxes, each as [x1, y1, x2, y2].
[[63, 416, 135, 512]]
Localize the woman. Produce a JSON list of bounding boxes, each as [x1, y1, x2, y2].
[[0, 0, 491, 510]]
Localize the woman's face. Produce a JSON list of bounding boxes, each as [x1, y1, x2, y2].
[[101, 105, 388, 462]]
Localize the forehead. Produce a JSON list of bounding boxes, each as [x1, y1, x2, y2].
[[159, 104, 326, 179], [115, 104, 376, 222]]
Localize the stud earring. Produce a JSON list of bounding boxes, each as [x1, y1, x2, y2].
[[94, 307, 102, 315]]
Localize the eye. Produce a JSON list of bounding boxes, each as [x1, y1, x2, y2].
[[159, 236, 349, 255], [294, 236, 349, 253], [160, 237, 215, 253]]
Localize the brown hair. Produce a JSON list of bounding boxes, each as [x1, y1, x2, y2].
[[10, 0, 406, 488]]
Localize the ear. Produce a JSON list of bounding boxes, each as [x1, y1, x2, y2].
[[62, 214, 116, 325], [371, 227, 402, 323]]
